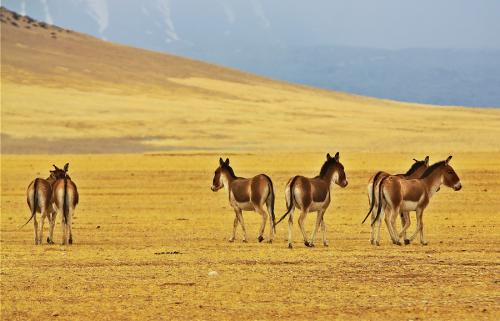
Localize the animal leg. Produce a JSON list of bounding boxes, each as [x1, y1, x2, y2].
[[236, 210, 248, 243], [409, 208, 423, 242], [287, 210, 294, 249], [33, 214, 39, 245], [60, 209, 68, 245], [389, 207, 402, 245], [309, 210, 325, 247], [399, 212, 411, 244], [372, 207, 383, 246], [47, 210, 56, 244], [256, 207, 267, 243], [298, 211, 311, 247], [369, 199, 378, 244], [320, 214, 328, 247], [416, 209, 427, 245], [229, 211, 239, 242], [384, 207, 399, 245], [38, 211, 47, 245], [68, 209, 74, 245]]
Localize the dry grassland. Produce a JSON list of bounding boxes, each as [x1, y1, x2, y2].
[[1, 8, 499, 321], [1, 153, 499, 320]]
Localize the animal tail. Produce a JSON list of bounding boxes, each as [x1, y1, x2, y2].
[[21, 178, 39, 228], [63, 175, 68, 224], [262, 174, 276, 232], [275, 176, 299, 226], [371, 176, 389, 226], [362, 171, 384, 224]]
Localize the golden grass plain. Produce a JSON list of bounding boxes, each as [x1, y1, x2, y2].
[[1, 8, 500, 321], [1, 153, 499, 320]]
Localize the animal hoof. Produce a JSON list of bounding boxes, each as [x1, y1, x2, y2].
[[288, 243, 293, 249], [404, 239, 410, 245], [421, 242, 428, 246], [47, 237, 51, 244], [395, 241, 402, 246], [323, 242, 329, 247], [228, 238, 235, 243], [242, 239, 248, 243], [370, 239, 374, 245], [69, 238, 73, 245], [267, 240, 273, 244], [258, 235, 264, 243], [304, 241, 314, 247], [375, 241, 380, 246]]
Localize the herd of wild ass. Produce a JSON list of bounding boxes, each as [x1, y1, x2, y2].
[[24, 154, 461, 248], [211, 153, 461, 248]]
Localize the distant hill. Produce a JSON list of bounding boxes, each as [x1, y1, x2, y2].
[[2, 7, 500, 154], [181, 46, 500, 108], [2, 1, 500, 107]]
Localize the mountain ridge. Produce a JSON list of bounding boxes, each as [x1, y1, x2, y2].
[[2, 7, 500, 154], [3, 1, 500, 107]]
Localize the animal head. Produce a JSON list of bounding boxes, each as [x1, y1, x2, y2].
[[49, 163, 69, 181], [406, 156, 430, 176], [421, 156, 461, 191], [211, 157, 234, 192], [321, 152, 348, 188], [442, 156, 462, 191]]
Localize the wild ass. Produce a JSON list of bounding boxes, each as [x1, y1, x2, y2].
[[276, 152, 348, 248], [362, 156, 430, 245], [52, 163, 79, 245], [25, 166, 67, 244], [211, 158, 276, 243], [374, 156, 461, 245]]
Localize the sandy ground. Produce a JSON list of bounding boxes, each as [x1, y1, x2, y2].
[[1, 153, 499, 320]]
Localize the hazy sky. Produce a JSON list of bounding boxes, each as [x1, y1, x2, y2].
[[4, 0, 500, 49]]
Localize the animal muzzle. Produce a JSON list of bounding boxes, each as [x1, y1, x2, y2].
[[453, 182, 462, 191], [342, 180, 348, 188], [211, 185, 221, 192]]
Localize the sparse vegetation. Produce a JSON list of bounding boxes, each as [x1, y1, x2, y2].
[[1, 7, 499, 320]]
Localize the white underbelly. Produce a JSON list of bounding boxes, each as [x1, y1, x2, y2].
[[234, 201, 255, 211], [309, 201, 328, 212], [401, 200, 419, 211]]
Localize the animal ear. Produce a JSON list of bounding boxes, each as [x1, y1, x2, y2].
[[424, 156, 429, 165], [63, 163, 69, 172], [219, 157, 224, 166], [53, 164, 59, 170], [413, 158, 418, 163], [445, 155, 452, 164], [334, 152, 340, 161], [326, 153, 332, 160], [225, 158, 230, 165]]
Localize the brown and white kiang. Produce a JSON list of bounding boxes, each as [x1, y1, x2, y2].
[[52, 163, 79, 245], [362, 156, 430, 246], [24, 165, 67, 244], [374, 156, 461, 245], [275, 152, 348, 248], [211, 158, 276, 243]]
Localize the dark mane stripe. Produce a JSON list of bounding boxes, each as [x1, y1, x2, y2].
[[404, 161, 424, 176], [319, 159, 337, 178], [420, 161, 445, 178], [223, 164, 238, 179]]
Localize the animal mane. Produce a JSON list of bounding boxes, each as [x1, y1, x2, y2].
[[420, 161, 445, 178], [404, 161, 425, 176], [318, 158, 338, 178], [223, 164, 238, 179]]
